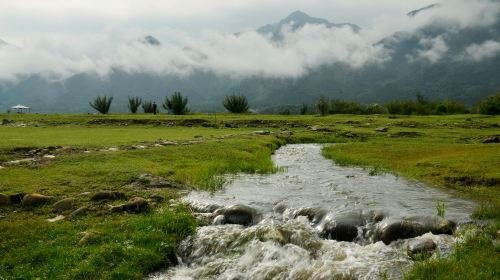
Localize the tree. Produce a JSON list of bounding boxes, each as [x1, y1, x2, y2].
[[316, 95, 329, 116], [142, 100, 155, 113], [477, 92, 500, 115], [89, 96, 113, 114], [127, 96, 142, 114], [223, 95, 249, 113], [163, 92, 189, 115], [300, 103, 308, 115]]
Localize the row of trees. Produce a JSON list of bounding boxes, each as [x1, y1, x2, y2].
[[314, 92, 500, 116], [90, 92, 500, 115], [90, 93, 249, 115]]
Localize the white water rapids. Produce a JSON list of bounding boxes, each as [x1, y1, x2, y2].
[[149, 144, 475, 280]]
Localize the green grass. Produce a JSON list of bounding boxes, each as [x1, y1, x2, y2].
[[1, 113, 499, 279]]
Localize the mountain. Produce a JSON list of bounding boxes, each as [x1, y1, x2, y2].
[[258, 10, 359, 39], [1, 8, 500, 113]]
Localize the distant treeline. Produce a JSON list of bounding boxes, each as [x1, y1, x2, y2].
[[309, 92, 500, 116], [88, 91, 500, 115]]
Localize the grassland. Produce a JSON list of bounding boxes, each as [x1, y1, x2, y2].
[[0, 113, 499, 279]]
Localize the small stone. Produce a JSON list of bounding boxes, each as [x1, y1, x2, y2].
[[0, 166, 4, 170], [78, 231, 99, 246], [483, 136, 500, 143], [53, 198, 75, 212], [67, 206, 89, 219], [43, 155, 56, 159], [375, 127, 389, 132], [108, 147, 119, 152], [407, 238, 437, 259], [79, 192, 91, 196], [132, 145, 146, 149], [110, 197, 148, 213], [0, 193, 11, 205], [253, 130, 271, 135], [5, 158, 36, 166], [47, 215, 65, 223], [91, 191, 126, 201], [150, 194, 165, 202], [21, 193, 54, 206]]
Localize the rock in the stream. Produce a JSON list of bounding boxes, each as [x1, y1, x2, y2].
[[53, 198, 75, 211], [21, 193, 54, 206], [293, 207, 327, 225], [110, 197, 148, 213], [375, 215, 456, 244], [216, 204, 259, 226], [0, 193, 10, 205], [321, 211, 367, 242], [407, 238, 437, 259], [91, 191, 126, 201]]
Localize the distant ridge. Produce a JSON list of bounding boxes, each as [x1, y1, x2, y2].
[[257, 10, 359, 39]]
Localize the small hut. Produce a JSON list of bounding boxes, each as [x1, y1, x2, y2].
[[11, 104, 30, 113]]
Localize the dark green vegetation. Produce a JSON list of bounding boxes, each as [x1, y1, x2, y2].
[[223, 95, 249, 113], [0, 113, 499, 279], [141, 100, 155, 114], [89, 96, 113, 115], [127, 96, 142, 114], [163, 92, 189, 115], [478, 92, 500, 115]]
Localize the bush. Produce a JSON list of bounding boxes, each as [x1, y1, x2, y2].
[[163, 92, 189, 115], [434, 100, 470, 115], [89, 96, 113, 114], [329, 99, 366, 114], [300, 103, 309, 115], [317, 96, 329, 116], [365, 104, 387, 114], [477, 92, 500, 115], [127, 96, 142, 114], [142, 101, 155, 113], [223, 95, 249, 113]]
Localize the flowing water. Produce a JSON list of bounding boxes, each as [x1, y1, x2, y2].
[[149, 144, 475, 280]]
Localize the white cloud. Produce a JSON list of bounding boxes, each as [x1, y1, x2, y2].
[[0, 0, 499, 82], [463, 40, 500, 62], [408, 36, 449, 64]]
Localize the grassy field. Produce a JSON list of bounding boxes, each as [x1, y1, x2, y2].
[[0, 113, 499, 279]]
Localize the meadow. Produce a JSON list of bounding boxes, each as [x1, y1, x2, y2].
[[0, 113, 498, 279]]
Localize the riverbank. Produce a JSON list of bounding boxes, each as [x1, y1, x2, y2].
[[0, 113, 498, 279]]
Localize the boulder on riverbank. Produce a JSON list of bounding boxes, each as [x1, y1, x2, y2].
[[21, 194, 54, 206], [91, 191, 126, 201], [110, 197, 148, 213], [375, 215, 456, 244], [53, 198, 76, 212]]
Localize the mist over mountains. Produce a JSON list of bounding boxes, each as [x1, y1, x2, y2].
[[1, 1, 500, 113]]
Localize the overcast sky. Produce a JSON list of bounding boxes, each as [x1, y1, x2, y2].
[[1, 0, 432, 38], [1, 0, 499, 81]]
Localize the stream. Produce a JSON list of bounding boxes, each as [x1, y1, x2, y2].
[[149, 144, 475, 280]]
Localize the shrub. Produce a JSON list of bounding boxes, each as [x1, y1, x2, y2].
[[142, 101, 155, 113], [365, 104, 387, 114], [300, 103, 309, 115], [223, 95, 249, 113], [477, 92, 500, 115], [434, 100, 470, 115], [317, 96, 330, 116], [163, 92, 189, 115], [330, 99, 366, 114], [89, 96, 113, 114], [127, 96, 142, 114]]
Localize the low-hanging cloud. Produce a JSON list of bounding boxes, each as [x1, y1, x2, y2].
[[0, 0, 499, 82], [463, 40, 500, 62]]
